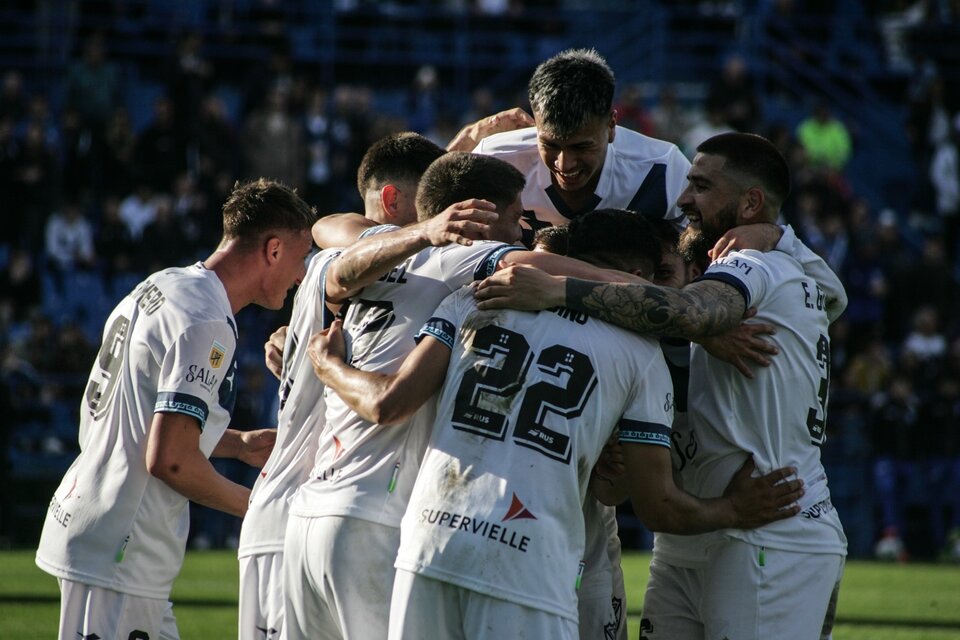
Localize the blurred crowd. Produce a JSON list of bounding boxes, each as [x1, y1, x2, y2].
[[2, 1, 960, 559]]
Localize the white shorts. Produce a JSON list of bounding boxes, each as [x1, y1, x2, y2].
[[58, 579, 178, 640], [389, 568, 578, 640], [238, 552, 285, 640], [283, 514, 399, 640], [577, 570, 626, 640], [640, 538, 844, 640]]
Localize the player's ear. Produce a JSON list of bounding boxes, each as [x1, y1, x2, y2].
[[380, 184, 400, 220], [265, 236, 282, 265], [608, 111, 617, 143], [739, 186, 765, 223]]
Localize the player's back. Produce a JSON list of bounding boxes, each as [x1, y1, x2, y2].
[[289, 231, 520, 527], [238, 249, 339, 558], [397, 287, 673, 622]]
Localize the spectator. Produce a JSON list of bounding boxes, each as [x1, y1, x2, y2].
[[302, 86, 336, 214], [166, 31, 213, 151], [870, 375, 920, 562], [95, 196, 138, 284], [118, 182, 160, 241], [134, 95, 185, 192], [0, 70, 26, 122], [919, 376, 960, 560], [11, 122, 59, 252], [901, 305, 947, 362], [796, 100, 853, 173], [102, 107, 138, 197], [929, 115, 960, 264], [613, 83, 656, 136], [242, 85, 306, 191], [44, 200, 97, 277], [705, 53, 761, 133], [648, 84, 693, 146], [0, 247, 42, 325], [65, 32, 120, 134]]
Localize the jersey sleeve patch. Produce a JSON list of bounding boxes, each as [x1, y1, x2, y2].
[[473, 245, 526, 280], [415, 317, 456, 350], [695, 271, 751, 308], [618, 419, 671, 447], [155, 391, 209, 429]]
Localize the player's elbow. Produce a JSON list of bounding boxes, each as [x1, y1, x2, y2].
[[146, 451, 180, 483]]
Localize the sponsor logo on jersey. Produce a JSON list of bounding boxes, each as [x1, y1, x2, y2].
[[48, 495, 72, 528], [801, 496, 834, 519], [716, 256, 754, 275], [186, 364, 219, 392], [418, 507, 532, 553], [501, 492, 537, 522], [209, 341, 226, 368]]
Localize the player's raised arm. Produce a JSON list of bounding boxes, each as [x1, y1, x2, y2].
[[311, 212, 378, 249], [325, 199, 499, 303], [476, 265, 746, 340], [307, 319, 451, 426], [446, 107, 535, 152], [622, 444, 803, 533]]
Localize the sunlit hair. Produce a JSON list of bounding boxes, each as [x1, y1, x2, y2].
[[221, 178, 316, 249], [528, 48, 615, 139], [532, 224, 570, 255], [415, 152, 525, 220], [356, 132, 446, 196]]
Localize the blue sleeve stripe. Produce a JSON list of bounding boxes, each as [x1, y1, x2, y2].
[[618, 419, 671, 447], [695, 271, 751, 308], [473, 246, 526, 280], [156, 392, 209, 429], [415, 318, 456, 349]]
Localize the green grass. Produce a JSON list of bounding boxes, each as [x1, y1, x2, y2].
[[3, 550, 960, 638]]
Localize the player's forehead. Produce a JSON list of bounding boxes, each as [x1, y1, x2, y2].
[[687, 153, 726, 183], [536, 115, 607, 146]]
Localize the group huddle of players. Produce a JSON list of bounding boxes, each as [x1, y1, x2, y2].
[[36, 48, 847, 640]]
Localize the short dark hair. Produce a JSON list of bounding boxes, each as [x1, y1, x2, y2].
[[650, 219, 710, 274], [567, 209, 661, 275], [221, 179, 316, 248], [696, 132, 791, 209], [356, 132, 446, 196], [528, 48, 615, 139], [532, 224, 570, 255], [415, 152, 525, 220]]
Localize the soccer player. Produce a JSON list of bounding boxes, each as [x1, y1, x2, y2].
[[35, 179, 317, 640], [236, 133, 462, 640], [475, 133, 848, 640], [469, 48, 691, 246], [279, 152, 533, 640], [306, 208, 803, 640]]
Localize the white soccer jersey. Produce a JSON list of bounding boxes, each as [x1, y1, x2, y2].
[[474, 126, 689, 242], [237, 249, 340, 559], [288, 227, 522, 527], [686, 250, 847, 556], [395, 288, 674, 622], [36, 264, 239, 600]]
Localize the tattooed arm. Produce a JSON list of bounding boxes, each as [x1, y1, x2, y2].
[[474, 264, 745, 339], [565, 278, 746, 339]]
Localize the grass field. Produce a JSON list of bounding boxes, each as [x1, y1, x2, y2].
[[3, 550, 960, 639]]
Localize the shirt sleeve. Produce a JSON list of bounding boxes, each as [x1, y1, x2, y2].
[[415, 287, 469, 350], [436, 241, 526, 289], [774, 224, 848, 322], [155, 321, 237, 430], [696, 249, 770, 310], [618, 347, 674, 447]]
